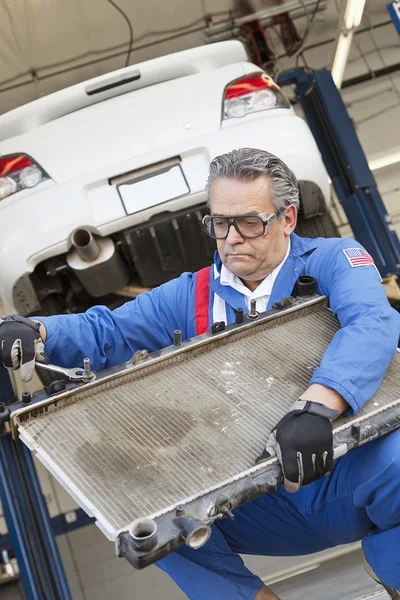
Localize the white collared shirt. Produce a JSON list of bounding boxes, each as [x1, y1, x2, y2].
[[213, 238, 291, 323]]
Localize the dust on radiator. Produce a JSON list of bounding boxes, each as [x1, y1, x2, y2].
[[10, 298, 400, 542]]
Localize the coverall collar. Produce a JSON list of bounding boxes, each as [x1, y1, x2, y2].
[[211, 233, 320, 313]]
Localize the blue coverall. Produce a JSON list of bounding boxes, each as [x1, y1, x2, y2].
[[39, 233, 400, 599]]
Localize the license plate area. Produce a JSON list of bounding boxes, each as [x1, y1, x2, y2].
[[114, 158, 190, 215]]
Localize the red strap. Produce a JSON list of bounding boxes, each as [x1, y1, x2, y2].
[[195, 266, 211, 336]]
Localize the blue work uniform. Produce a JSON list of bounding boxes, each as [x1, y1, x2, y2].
[[39, 233, 400, 598]]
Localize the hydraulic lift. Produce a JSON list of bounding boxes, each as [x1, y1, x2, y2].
[[0, 365, 73, 599], [277, 68, 400, 303], [1, 67, 400, 599]]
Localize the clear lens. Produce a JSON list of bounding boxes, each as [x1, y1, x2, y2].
[[225, 98, 248, 118], [203, 216, 224, 239], [253, 89, 276, 110], [235, 216, 264, 237], [212, 218, 229, 238], [19, 166, 42, 188], [203, 216, 266, 239], [0, 177, 17, 200]]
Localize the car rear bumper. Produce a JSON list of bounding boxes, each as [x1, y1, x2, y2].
[[0, 113, 328, 308]]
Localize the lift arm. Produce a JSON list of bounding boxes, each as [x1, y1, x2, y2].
[[278, 68, 400, 287]]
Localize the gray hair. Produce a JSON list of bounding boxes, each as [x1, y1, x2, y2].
[[206, 148, 300, 216]]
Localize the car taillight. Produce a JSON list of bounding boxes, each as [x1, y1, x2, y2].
[[0, 154, 48, 200], [223, 72, 291, 120]]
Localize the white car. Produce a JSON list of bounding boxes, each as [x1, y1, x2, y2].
[[0, 40, 333, 316]]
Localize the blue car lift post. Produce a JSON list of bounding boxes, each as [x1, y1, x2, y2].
[[0, 364, 72, 600], [278, 68, 400, 300], [1, 68, 400, 600]]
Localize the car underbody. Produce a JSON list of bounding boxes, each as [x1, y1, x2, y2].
[[13, 181, 338, 317]]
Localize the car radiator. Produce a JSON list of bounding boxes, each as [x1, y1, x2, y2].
[[10, 295, 400, 568]]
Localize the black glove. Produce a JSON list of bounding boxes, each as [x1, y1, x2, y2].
[[0, 315, 44, 382], [257, 400, 339, 493]]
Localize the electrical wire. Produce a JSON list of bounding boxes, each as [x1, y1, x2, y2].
[[355, 102, 400, 126], [295, 0, 322, 65], [268, 27, 284, 61], [199, 0, 207, 18], [133, 17, 206, 38], [353, 35, 374, 77], [0, 25, 205, 94], [344, 15, 400, 126], [345, 84, 395, 108], [309, 43, 400, 78], [273, 0, 322, 79], [348, 45, 399, 66], [365, 15, 400, 106], [0, 7, 391, 98], [276, 18, 391, 60], [131, 9, 234, 38], [0, 9, 236, 92], [266, 25, 288, 70], [105, 0, 134, 68]]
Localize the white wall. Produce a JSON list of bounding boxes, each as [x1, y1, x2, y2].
[[0, 0, 227, 115]]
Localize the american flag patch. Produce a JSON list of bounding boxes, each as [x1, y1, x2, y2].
[[343, 247, 375, 268]]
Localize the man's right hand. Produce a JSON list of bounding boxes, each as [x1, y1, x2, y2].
[[0, 315, 45, 382]]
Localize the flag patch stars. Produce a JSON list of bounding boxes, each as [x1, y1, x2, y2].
[[342, 247, 375, 268], [342, 247, 382, 280]]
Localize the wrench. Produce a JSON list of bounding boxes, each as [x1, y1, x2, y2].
[[35, 358, 95, 382]]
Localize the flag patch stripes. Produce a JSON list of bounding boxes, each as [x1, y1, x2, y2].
[[343, 247, 375, 268]]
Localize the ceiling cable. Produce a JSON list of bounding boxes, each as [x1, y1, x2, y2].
[[105, 0, 134, 67], [0, 15, 393, 96], [0, 9, 237, 92], [273, 0, 322, 78], [365, 15, 400, 106]]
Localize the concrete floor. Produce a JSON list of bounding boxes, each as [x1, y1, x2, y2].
[[0, 528, 385, 600], [270, 549, 384, 600]]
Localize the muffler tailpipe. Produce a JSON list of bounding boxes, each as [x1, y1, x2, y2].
[[71, 229, 100, 262], [67, 228, 129, 297]]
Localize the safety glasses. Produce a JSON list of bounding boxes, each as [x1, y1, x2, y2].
[[202, 209, 283, 240]]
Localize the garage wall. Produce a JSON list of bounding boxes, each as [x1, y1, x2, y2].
[[0, 0, 230, 115]]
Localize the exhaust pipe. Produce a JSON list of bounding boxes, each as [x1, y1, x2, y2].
[[71, 229, 100, 262], [67, 228, 129, 297]]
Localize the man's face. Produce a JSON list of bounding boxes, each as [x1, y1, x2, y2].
[[209, 175, 297, 285]]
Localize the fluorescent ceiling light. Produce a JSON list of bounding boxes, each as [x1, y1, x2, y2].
[[368, 150, 400, 171], [353, 0, 367, 27], [344, 0, 366, 29], [332, 32, 353, 88], [344, 0, 358, 29], [332, 0, 367, 89]]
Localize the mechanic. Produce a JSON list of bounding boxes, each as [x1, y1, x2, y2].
[[1, 148, 400, 600]]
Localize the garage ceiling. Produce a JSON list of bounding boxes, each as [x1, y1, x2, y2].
[[0, 1, 399, 162], [0, 1, 395, 108]]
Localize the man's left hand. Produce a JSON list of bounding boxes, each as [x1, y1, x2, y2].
[[256, 400, 340, 493]]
